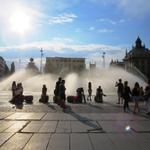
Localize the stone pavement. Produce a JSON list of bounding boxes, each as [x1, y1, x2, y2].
[[0, 94, 150, 150]]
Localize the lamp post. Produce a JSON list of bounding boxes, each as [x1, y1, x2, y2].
[[102, 52, 106, 68], [40, 48, 44, 73], [19, 59, 21, 70]]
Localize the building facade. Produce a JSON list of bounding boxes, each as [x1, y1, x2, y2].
[[89, 63, 96, 70], [45, 57, 86, 74], [110, 37, 150, 80], [110, 59, 124, 68], [124, 37, 150, 79]]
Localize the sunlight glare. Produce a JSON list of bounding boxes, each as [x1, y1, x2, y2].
[[10, 10, 31, 35]]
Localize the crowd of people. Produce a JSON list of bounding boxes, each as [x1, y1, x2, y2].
[[115, 79, 150, 114], [9, 77, 150, 115]]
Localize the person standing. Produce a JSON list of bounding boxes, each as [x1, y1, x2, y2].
[[132, 82, 141, 114], [11, 81, 17, 98], [55, 77, 62, 95], [54, 77, 62, 103], [58, 80, 67, 109], [144, 80, 150, 115], [122, 81, 131, 112], [42, 84, 47, 96], [87, 82, 92, 101], [115, 79, 124, 104]]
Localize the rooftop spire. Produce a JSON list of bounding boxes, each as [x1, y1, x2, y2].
[[135, 36, 142, 48]]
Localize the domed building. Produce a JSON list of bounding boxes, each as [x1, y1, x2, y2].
[[124, 37, 150, 79], [26, 58, 39, 73]]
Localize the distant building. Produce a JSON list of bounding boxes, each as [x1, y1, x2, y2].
[[110, 37, 150, 80], [110, 59, 124, 68], [89, 62, 96, 70], [0, 56, 9, 78], [124, 36, 150, 79], [26, 58, 39, 73], [45, 57, 86, 74]]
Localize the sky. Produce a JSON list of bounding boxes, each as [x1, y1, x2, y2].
[[0, 0, 150, 69]]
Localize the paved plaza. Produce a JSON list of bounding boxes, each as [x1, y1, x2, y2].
[[0, 92, 150, 150]]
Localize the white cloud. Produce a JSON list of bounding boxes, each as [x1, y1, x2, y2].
[[119, 19, 125, 23], [89, 27, 95, 31], [99, 18, 126, 25], [99, 18, 117, 25], [49, 13, 77, 24], [75, 28, 81, 32], [0, 37, 123, 53], [98, 28, 114, 33]]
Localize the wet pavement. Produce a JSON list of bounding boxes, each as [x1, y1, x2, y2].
[[0, 91, 150, 150]]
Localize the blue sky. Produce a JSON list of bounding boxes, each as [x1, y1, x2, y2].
[[0, 0, 150, 68]]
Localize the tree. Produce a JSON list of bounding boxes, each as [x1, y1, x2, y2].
[[10, 62, 15, 74], [4, 64, 9, 75]]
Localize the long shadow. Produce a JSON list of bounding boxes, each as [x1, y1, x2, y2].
[[65, 105, 101, 130], [87, 103, 103, 110], [9, 100, 24, 109], [11, 103, 24, 109], [47, 102, 56, 110]]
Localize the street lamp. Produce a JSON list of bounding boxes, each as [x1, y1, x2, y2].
[[19, 59, 21, 70], [40, 48, 44, 73], [102, 52, 106, 68]]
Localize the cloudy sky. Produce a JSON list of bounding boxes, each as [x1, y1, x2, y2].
[[0, 0, 150, 68]]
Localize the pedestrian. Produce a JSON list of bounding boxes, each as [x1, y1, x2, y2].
[[144, 80, 150, 115], [115, 79, 124, 104], [42, 84, 47, 96], [54, 77, 62, 103], [140, 86, 144, 101], [39, 84, 49, 103], [58, 80, 67, 109], [95, 86, 106, 103], [87, 82, 92, 101], [76, 87, 86, 103], [132, 82, 141, 114], [122, 81, 131, 112], [11, 81, 17, 98]]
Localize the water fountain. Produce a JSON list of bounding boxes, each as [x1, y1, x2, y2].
[[0, 67, 146, 103]]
